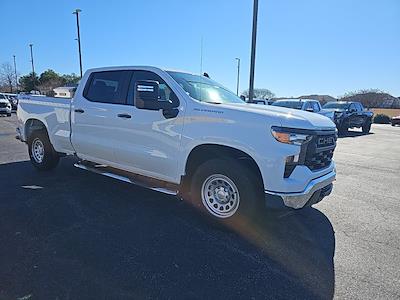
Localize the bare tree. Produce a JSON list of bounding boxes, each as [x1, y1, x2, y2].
[[0, 62, 16, 93], [242, 88, 275, 100]]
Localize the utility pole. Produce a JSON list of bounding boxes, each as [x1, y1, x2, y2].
[[29, 44, 35, 90], [235, 58, 240, 96], [248, 0, 259, 103], [13, 55, 18, 92], [73, 9, 83, 78]]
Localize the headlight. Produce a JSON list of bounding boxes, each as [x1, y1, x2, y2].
[[271, 126, 312, 146]]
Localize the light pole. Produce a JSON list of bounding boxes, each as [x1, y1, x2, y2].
[[235, 58, 240, 96], [29, 44, 36, 90], [73, 9, 83, 78], [13, 55, 18, 92], [248, 0, 259, 103]]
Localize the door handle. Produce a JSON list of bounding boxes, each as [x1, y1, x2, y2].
[[74, 108, 85, 113], [117, 113, 131, 119]]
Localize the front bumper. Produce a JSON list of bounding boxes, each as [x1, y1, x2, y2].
[[0, 108, 11, 114], [265, 169, 336, 209]]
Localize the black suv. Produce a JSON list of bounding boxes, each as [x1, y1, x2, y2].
[[323, 101, 373, 135]]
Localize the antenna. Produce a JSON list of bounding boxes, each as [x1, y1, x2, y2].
[[200, 36, 203, 75]]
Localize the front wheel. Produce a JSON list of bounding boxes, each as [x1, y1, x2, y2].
[[362, 121, 371, 134], [189, 158, 263, 225], [28, 131, 60, 170]]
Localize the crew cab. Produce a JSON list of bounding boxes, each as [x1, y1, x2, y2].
[[323, 101, 373, 134], [271, 99, 334, 121], [16, 66, 337, 223]]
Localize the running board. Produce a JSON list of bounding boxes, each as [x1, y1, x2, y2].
[[74, 161, 178, 196]]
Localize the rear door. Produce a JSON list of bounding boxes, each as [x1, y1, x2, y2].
[[355, 103, 366, 126], [347, 103, 358, 127], [71, 70, 132, 164]]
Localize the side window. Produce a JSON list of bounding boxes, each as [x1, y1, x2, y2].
[[356, 103, 364, 111], [312, 102, 320, 112], [84, 71, 132, 104], [128, 70, 179, 107], [349, 103, 356, 112], [303, 102, 312, 111]]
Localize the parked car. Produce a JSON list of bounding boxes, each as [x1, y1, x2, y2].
[[16, 66, 337, 223], [391, 115, 400, 126], [0, 94, 12, 116], [249, 98, 274, 105], [271, 99, 334, 121], [323, 101, 373, 134], [1, 93, 19, 110]]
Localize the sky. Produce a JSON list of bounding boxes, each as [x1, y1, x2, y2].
[[0, 0, 399, 97]]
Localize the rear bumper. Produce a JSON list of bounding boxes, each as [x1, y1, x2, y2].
[[265, 169, 336, 209]]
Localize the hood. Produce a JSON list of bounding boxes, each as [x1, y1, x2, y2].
[[213, 102, 336, 130]]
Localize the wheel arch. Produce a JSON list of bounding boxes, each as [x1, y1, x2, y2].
[[183, 143, 264, 190], [24, 118, 48, 140]]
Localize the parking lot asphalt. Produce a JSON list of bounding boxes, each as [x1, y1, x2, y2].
[[0, 114, 399, 299]]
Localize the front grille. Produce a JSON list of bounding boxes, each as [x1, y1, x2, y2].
[[305, 148, 334, 170], [0, 103, 7, 108], [304, 133, 336, 171], [283, 130, 336, 178]]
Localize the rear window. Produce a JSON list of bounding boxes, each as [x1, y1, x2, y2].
[[323, 102, 350, 109], [84, 71, 131, 104]]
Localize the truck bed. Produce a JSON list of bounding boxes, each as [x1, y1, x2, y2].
[[17, 95, 74, 154]]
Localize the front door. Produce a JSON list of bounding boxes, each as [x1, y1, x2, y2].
[[111, 70, 184, 183]]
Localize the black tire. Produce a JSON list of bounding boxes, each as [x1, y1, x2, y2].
[[362, 121, 371, 134], [188, 158, 263, 225], [7, 113, 11, 117], [338, 123, 348, 135], [28, 130, 60, 171]]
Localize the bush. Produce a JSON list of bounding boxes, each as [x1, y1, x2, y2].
[[373, 114, 391, 124]]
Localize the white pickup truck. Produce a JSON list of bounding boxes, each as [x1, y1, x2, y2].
[[16, 66, 337, 223]]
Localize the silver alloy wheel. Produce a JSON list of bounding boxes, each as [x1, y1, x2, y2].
[[32, 138, 45, 163], [201, 174, 240, 218]]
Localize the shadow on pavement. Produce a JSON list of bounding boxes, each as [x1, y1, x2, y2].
[[0, 158, 335, 299]]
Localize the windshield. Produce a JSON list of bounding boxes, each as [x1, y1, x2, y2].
[[323, 102, 349, 109], [167, 71, 244, 104], [271, 101, 303, 110]]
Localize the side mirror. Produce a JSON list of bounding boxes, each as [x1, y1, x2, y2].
[[349, 108, 356, 113], [135, 80, 169, 110]]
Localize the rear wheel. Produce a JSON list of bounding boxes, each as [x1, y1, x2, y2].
[[189, 158, 263, 225], [362, 121, 371, 134], [28, 130, 60, 170], [7, 113, 11, 117]]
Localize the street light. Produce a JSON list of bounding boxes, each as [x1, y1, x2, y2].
[[235, 58, 240, 96], [248, 0, 259, 103], [73, 8, 83, 78], [29, 44, 35, 90], [13, 55, 18, 92]]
